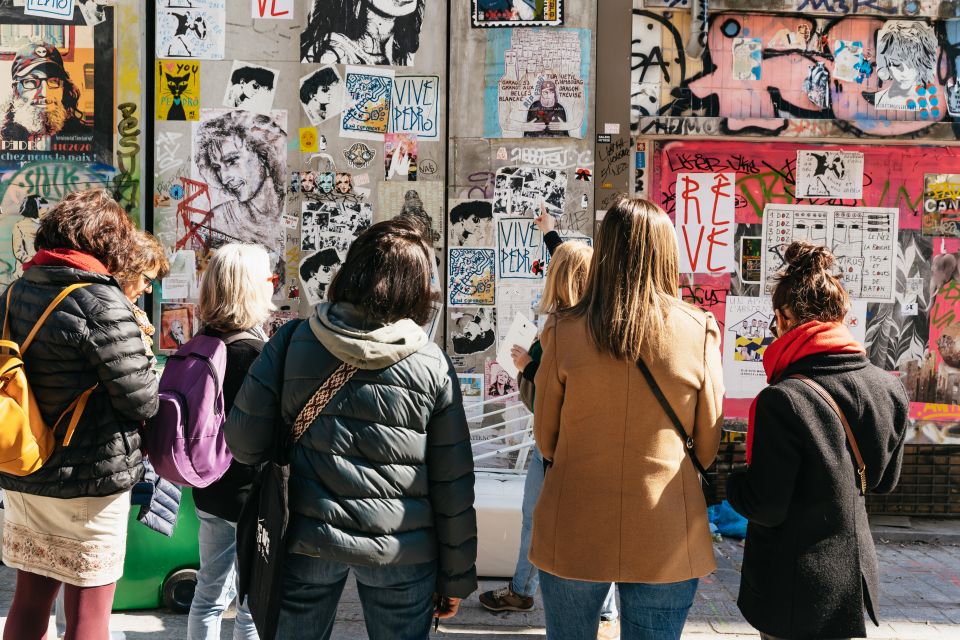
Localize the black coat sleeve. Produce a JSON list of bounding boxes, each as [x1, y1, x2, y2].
[[543, 230, 564, 256], [426, 353, 478, 599], [727, 386, 803, 528]]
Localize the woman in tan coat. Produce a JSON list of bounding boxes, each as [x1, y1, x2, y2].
[[531, 196, 724, 640]]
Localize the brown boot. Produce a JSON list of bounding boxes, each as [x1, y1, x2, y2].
[[478, 584, 535, 612]]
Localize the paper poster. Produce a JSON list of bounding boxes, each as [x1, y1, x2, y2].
[[485, 360, 518, 401], [157, 60, 200, 121], [497, 284, 542, 337], [761, 204, 898, 303], [675, 173, 736, 274], [77, 0, 108, 26], [496, 313, 538, 378], [265, 310, 298, 337], [390, 75, 439, 140], [449, 200, 495, 248], [449, 307, 497, 356], [873, 21, 938, 113], [300, 199, 371, 253], [299, 66, 344, 127], [157, 1, 225, 60], [299, 242, 347, 306], [301, 0, 422, 65], [24, 0, 74, 20], [484, 28, 590, 139], [795, 150, 864, 199], [472, 0, 563, 27], [384, 133, 417, 181], [377, 182, 444, 251], [922, 173, 960, 237], [722, 296, 775, 399], [740, 236, 762, 284], [300, 127, 319, 153], [458, 373, 484, 420], [449, 248, 496, 306], [159, 302, 196, 352], [497, 217, 546, 280], [251, 0, 292, 19], [223, 61, 277, 115], [340, 66, 394, 140], [831, 40, 869, 83], [731, 38, 762, 81], [493, 166, 567, 218]]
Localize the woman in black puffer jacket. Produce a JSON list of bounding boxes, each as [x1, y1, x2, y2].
[[0, 189, 158, 640], [226, 218, 477, 640]]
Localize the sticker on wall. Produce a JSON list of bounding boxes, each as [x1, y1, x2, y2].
[[384, 133, 417, 181], [299, 66, 344, 128], [342, 142, 376, 169], [24, 0, 74, 20], [449, 248, 496, 306], [761, 204, 898, 303], [675, 173, 736, 274], [484, 28, 590, 139], [471, 0, 563, 28], [251, 0, 292, 19], [731, 38, 762, 81], [390, 75, 440, 140], [575, 168, 591, 182], [223, 61, 277, 115], [449, 307, 497, 356], [873, 21, 938, 113], [492, 166, 567, 219], [340, 66, 393, 140], [795, 150, 864, 200], [739, 236, 762, 284], [803, 62, 831, 109], [301, 0, 421, 65], [485, 360, 518, 402], [157, 1, 226, 60], [157, 60, 200, 121], [832, 40, 867, 83], [922, 173, 960, 237], [76, 0, 108, 26], [299, 127, 319, 153]]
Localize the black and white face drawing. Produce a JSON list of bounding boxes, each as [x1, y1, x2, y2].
[[299, 66, 344, 127], [223, 62, 277, 115], [449, 200, 494, 248], [450, 308, 496, 355], [300, 0, 426, 66]]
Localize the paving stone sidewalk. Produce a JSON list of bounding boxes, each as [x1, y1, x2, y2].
[[0, 539, 958, 639]]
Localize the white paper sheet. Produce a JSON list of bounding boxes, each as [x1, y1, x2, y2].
[[496, 313, 539, 378]]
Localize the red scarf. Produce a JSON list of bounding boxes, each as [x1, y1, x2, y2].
[[22, 249, 110, 275], [746, 321, 864, 465]]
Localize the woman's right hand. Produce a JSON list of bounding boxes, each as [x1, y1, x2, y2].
[[534, 202, 556, 234], [511, 345, 532, 371]]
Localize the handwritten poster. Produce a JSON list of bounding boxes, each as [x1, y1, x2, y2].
[[340, 66, 394, 141], [922, 173, 960, 237], [390, 75, 440, 140], [251, 0, 292, 19], [24, 0, 74, 20], [761, 204, 898, 303], [795, 150, 864, 199], [675, 173, 736, 274], [497, 217, 546, 280]]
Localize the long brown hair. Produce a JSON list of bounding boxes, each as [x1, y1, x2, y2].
[[567, 196, 679, 361], [539, 241, 592, 314], [772, 241, 848, 324]]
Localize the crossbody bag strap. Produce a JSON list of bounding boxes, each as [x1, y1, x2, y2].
[[289, 361, 358, 446], [787, 374, 867, 496], [22, 283, 93, 354], [636, 358, 710, 482], [2, 285, 14, 344]]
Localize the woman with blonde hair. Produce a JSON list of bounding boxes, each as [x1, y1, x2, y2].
[[530, 196, 724, 640], [188, 243, 275, 640]]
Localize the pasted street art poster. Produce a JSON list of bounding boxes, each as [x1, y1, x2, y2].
[[159, 302, 196, 352], [222, 61, 277, 115], [341, 66, 393, 140], [449, 199, 494, 248], [497, 217, 545, 280], [300, 0, 423, 65], [761, 204, 898, 303], [449, 248, 496, 306], [0, 8, 114, 164], [156, 0, 225, 60], [873, 21, 938, 113], [156, 60, 199, 121], [449, 307, 497, 356], [390, 75, 439, 140], [378, 181, 443, 252], [484, 28, 590, 139], [722, 296, 775, 399], [299, 66, 344, 128], [384, 133, 416, 181], [922, 174, 960, 237], [493, 166, 567, 218], [472, 0, 563, 28], [674, 173, 735, 274], [795, 150, 864, 200]]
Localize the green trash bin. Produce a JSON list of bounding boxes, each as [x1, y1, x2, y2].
[[113, 488, 201, 612]]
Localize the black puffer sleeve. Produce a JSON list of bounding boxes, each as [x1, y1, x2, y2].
[[427, 353, 478, 599]]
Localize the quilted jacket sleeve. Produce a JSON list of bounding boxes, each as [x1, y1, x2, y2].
[[426, 353, 478, 600], [80, 290, 158, 421], [225, 320, 298, 465]]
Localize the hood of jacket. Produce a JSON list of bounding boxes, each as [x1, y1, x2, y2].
[[309, 302, 428, 370]]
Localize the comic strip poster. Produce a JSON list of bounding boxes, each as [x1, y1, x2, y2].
[[341, 66, 393, 140], [675, 173, 735, 274], [484, 28, 590, 139], [449, 200, 495, 248], [384, 133, 416, 181], [159, 302, 196, 352], [190, 108, 288, 263], [795, 150, 864, 200], [157, 59, 200, 121], [300, 0, 423, 65], [498, 217, 546, 280], [722, 296, 775, 399], [761, 204, 898, 303], [922, 174, 960, 237], [223, 61, 277, 115], [873, 21, 938, 112], [156, 0, 225, 60], [300, 198, 371, 253], [0, 7, 114, 164], [449, 307, 497, 356], [390, 75, 439, 140], [493, 166, 567, 218], [472, 0, 563, 28], [449, 248, 496, 306], [299, 66, 344, 127]]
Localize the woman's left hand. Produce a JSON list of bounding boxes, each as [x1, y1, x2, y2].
[[511, 345, 532, 371]]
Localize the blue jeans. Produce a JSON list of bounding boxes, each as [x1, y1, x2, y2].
[[276, 554, 437, 640], [540, 570, 698, 640], [514, 449, 618, 620], [187, 508, 258, 640]]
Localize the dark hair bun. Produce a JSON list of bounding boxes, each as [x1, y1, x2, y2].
[[781, 240, 834, 278]]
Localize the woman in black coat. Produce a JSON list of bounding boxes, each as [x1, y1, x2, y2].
[[727, 241, 909, 640]]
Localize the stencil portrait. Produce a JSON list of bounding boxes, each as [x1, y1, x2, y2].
[[301, 0, 425, 66]]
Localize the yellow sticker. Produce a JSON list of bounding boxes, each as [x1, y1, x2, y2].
[[156, 60, 200, 121], [299, 127, 318, 153]]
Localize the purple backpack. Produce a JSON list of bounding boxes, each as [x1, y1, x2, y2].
[[143, 332, 255, 488]]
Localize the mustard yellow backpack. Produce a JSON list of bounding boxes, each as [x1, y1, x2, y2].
[[0, 283, 97, 476]]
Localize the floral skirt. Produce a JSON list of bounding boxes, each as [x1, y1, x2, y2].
[[2, 490, 130, 587]]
